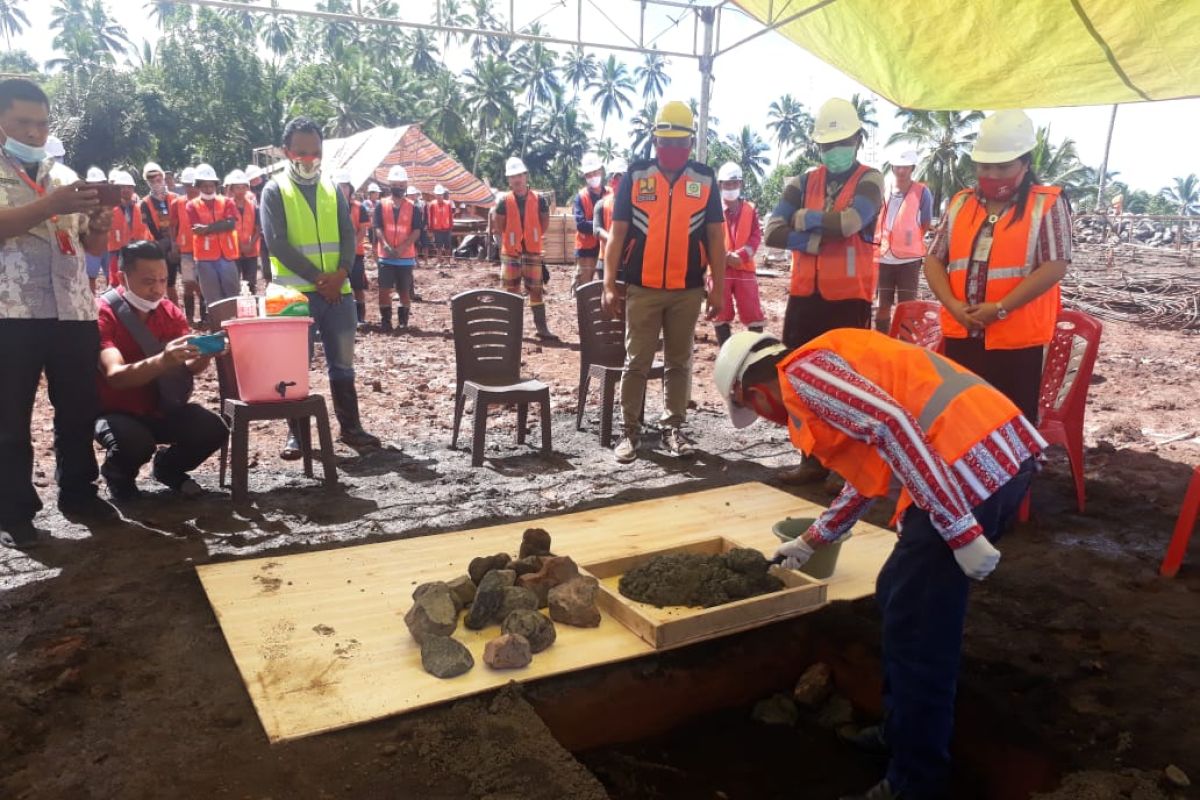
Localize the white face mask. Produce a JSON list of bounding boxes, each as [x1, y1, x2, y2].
[[200, 191, 217, 201], [121, 285, 163, 313], [291, 158, 321, 180], [586, 175, 603, 190], [721, 188, 741, 203]]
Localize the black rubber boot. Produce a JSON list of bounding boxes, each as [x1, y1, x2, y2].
[[280, 419, 303, 461], [714, 323, 732, 345], [330, 379, 381, 449], [379, 306, 393, 332], [531, 304, 559, 341], [199, 297, 208, 325], [398, 306, 410, 330], [355, 301, 366, 324], [184, 293, 195, 325]]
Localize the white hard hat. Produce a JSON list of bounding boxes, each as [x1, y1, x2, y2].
[[193, 163, 219, 183], [223, 169, 249, 186], [713, 331, 788, 429], [580, 152, 603, 174], [606, 157, 628, 175], [387, 165, 409, 183], [142, 161, 164, 179], [85, 166, 106, 183], [179, 166, 197, 185], [717, 161, 743, 182], [108, 169, 136, 187], [367, 182, 381, 193], [435, 184, 448, 195], [812, 97, 863, 145], [45, 135, 65, 158], [972, 110, 1036, 164], [505, 156, 528, 177], [245, 164, 264, 182], [406, 185, 420, 196], [333, 169, 352, 185], [891, 149, 920, 167]]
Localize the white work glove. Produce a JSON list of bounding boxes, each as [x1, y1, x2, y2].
[[954, 536, 1001, 580], [773, 537, 816, 571]]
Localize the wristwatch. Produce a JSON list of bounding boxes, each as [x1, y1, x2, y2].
[[995, 301, 1008, 321]]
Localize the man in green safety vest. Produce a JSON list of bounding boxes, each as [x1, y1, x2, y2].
[[260, 116, 381, 457]]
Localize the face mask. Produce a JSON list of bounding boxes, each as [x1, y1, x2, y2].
[[2, 135, 46, 165], [586, 176, 603, 190], [121, 285, 163, 313], [977, 173, 1024, 202], [391, 188, 405, 198], [721, 188, 741, 203], [290, 157, 321, 180], [820, 145, 856, 174], [656, 143, 690, 172], [200, 191, 217, 201], [149, 180, 167, 199]]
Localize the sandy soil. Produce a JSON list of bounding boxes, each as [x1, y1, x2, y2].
[[1, 256, 1197, 799]]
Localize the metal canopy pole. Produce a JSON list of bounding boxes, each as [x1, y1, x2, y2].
[[697, 7, 716, 162]]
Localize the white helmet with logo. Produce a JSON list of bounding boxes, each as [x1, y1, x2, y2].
[[193, 163, 219, 183], [505, 157, 528, 177], [141, 161, 164, 180], [85, 166, 106, 183], [890, 149, 920, 167], [434, 184, 448, 195], [717, 162, 743, 182], [713, 331, 788, 429], [971, 110, 1036, 164], [179, 166, 197, 186], [580, 152, 603, 174], [224, 169, 249, 186], [108, 169, 136, 187], [367, 182, 381, 193], [387, 165, 409, 183]]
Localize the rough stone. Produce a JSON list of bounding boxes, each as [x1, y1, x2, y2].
[[465, 570, 509, 630], [548, 576, 601, 628], [816, 694, 855, 729], [510, 555, 544, 577], [519, 555, 581, 607], [468, 553, 511, 585], [412, 581, 450, 603], [751, 693, 798, 726], [419, 636, 474, 678], [492, 569, 517, 588], [1165, 765, 1190, 787], [501, 609, 557, 653], [483, 633, 532, 670], [518, 527, 553, 559], [792, 662, 833, 708], [446, 575, 476, 611], [403, 584, 459, 643], [498, 586, 539, 619]]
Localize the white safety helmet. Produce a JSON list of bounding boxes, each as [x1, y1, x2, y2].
[[812, 97, 863, 145], [179, 166, 197, 186], [606, 157, 628, 175], [717, 161, 743, 182], [890, 149, 920, 167], [44, 135, 65, 159], [713, 331, 789, 429], [142, 161, 164, 180], [193, 163, 219, 183], [580, 152, 603, 174], [434, 184, 448, 195], [333, 169, 353, 185], [223, 169, 249, 186], [108, 169, 136, 187], [387, 165, 409, 183], [504, 156, 528, 177], [245, 164, 264, 182], [406, 185, 420, 196], [367, 182, 381, 193], [85, 166, 106, 183], [971, 109, 1036, 164]]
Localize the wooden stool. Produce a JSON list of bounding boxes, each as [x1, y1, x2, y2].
[[1160, 465, 1200, 578], [222, 395, 338, 504]]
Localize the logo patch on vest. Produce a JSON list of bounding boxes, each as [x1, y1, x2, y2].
[[636, 177, 657, 202], [685, 181, 701, 198]]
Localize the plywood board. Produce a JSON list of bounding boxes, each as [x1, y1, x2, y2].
[[196, 482, 895, 742]]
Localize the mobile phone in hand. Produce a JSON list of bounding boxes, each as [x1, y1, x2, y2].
[[187, 332, 227, 355]]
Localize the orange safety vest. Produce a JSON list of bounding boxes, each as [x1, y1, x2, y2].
[[598, 195, 614, 234], [876, 180, 928, 260], [107, 199, 150, 252], [234, 194, 259, 258], [139, 193, 176, 242], [789, 164, 878, 301], [780, 328, 1023, 518], [350, 199, 368, 256], [429, 198, 454, 232], [172, 194, 194, 254], [620, 159, 715, 290], [188, 196, 239, 260], [574, 187, 607, 251], [724, 199, 757, 270], [376, 196, 417, 259], [941, 185, 1063, 350], [501, 191, 543, 257]]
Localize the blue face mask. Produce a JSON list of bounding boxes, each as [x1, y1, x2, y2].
[[820, 145, 856, 174], [2, 135, 47, 165]]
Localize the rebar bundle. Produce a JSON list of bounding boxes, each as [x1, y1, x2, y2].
[[1063, 269, 1200, 331]]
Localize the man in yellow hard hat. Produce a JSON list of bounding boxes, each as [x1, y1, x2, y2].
[[602, 100, 725, 463]]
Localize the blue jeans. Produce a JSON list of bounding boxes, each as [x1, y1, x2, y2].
[[304, 291, 356, 383], [196, 258, 240, 303], [879, 458, 1036, 799]]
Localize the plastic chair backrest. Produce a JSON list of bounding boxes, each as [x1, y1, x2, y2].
[[889, 300, 943, 351], [207, 297, 240, 405], [1038, 309, 1103, 425], [575, 281, 625, 369], [450, 289, 524, 388]]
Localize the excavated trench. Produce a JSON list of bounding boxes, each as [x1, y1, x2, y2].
[[524, 602, 1063, 800]]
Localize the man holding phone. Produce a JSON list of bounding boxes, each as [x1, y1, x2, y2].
[[0, 78, 117, 548], [93, 240, 227, 501]]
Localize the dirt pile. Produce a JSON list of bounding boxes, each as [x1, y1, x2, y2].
[[618, 547, 784, 608]]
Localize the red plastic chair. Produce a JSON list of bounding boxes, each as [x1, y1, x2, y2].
[[1033, 309, 1103, 514], [888, 300, 944, 352], [1160, 466, 1200, 577]]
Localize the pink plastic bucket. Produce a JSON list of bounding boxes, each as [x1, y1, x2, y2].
[[221, 317, 311, 403]]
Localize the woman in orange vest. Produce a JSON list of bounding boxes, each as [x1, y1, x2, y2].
[[225, 170, 261, 293], [185, 164, 240, 304], [714, 329, 1044, 800], [712, 161, 764, 345], [924, 110, 1072, 423], [874, 149, 933, 332]]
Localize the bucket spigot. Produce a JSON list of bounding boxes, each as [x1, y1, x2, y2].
[[275, 380, 297, 398]]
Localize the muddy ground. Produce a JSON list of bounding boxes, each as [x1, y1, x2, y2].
[[1, 256, 1198, 799]]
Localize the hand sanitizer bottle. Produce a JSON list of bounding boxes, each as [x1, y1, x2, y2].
[[236, 280, 257, 318]]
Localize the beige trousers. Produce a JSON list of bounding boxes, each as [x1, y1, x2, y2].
[[621, 284, 704, 436]]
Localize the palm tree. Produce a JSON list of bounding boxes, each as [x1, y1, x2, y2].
[[726, 125, 770, 182], [433, 0, 469, 54], [593, 137, 618, 162], [407, 29, 440, 76], [260, 0, 297, 60], [850, 93, 878, 137], [219, 0, 259, 31], [316, 0, 356, 56], [516, 39, 561, 154], [463, 54, 518, 173], [634, 51, 670, 101], [629, 101, 658, 160], [888, 109, 984, 212], [766, 94, 809, 164], [562, 47, 597, 102], [322, 60, 379, 137], [1161, 174, 1200, 215], [144, 0, 185, 30], [0, 0, 29, 49], [422, 71, 469, 148], [468, 0, 499, 61], [587, 55, 635, 139], [1029, 126, 1089, 200]]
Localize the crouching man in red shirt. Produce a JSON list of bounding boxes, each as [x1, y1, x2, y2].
[[93, 240, 228, 501]]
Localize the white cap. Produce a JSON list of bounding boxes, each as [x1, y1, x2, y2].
[[45, 135, 65, 158], [387, 165, 409, 183], [812, 97, 863, 145], [505, 156, 528, 177], [179, 166, 197, 185], [333, 169, 353, 185], [245, 164, 264, 182], [717, 161, 743, 182], [367, 182, 381, 193], [434, 184, 448, 195], [193, 163, 219, 183], [142, 161, 164, 179], [890, 149, 920, 167], [224, 169, 249, 186], [972, 110, 1036, 164], [108, 169, 136, 187], [85, 166, 106, 183], [406, 185, 420, 196], [606, 157, 628, 175], [580, 152, 603, 174], [713, 331, 789, 429]]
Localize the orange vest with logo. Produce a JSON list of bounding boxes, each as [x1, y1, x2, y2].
[[501, 191, 543, 257], [139, 193, 176, 243], [789, 164, 878, 301], [107, 199, 150, 252], [780, 328, 1023, 516], [574, 187, 607, 251], [376, 197, 417, 260], [724, 200, 756, 270], [429, 199, 453, 232], [350, 199, 368, 256], [188, 196, 239, 260], [172, 194, 195, 254], [876, 180, 928, 260], [620, 160, 715, 290], [941, 185, 1063, 350], [234, 195, 259, 258]]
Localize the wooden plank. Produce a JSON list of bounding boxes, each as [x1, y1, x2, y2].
[[196, 482, 894, 742]]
